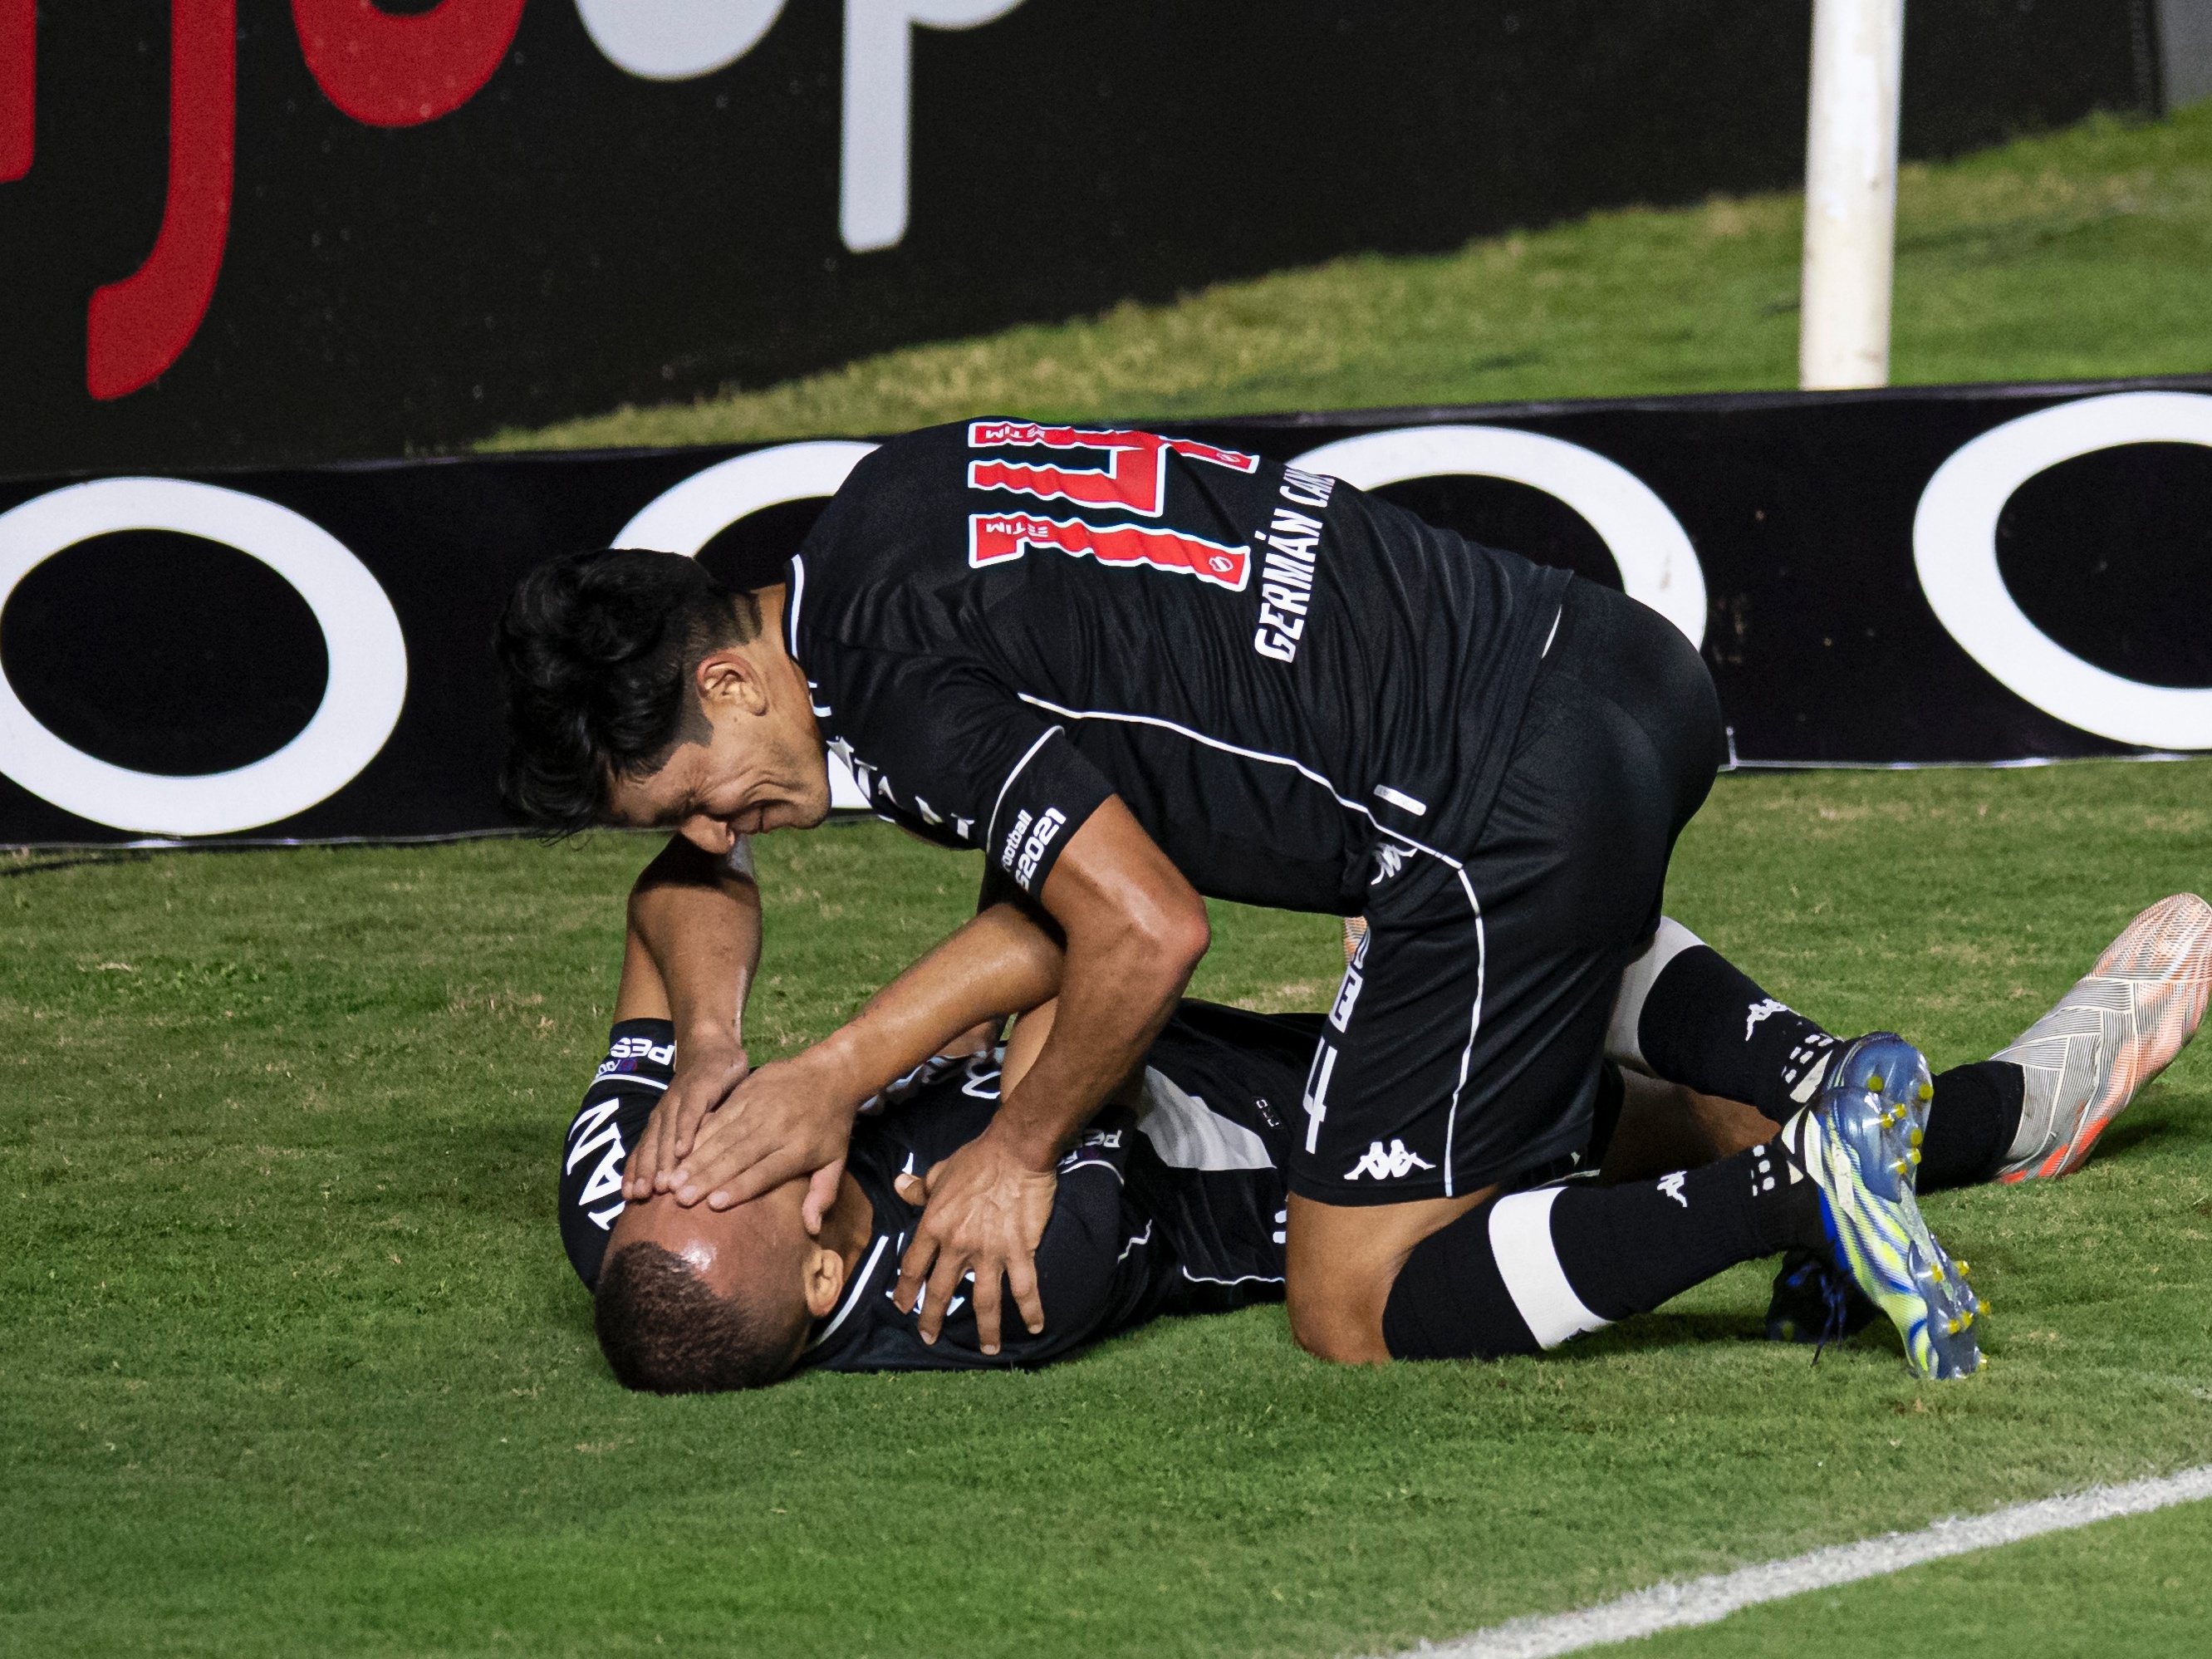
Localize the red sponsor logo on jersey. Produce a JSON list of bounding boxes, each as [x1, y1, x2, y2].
[[968, 512, 1251, 591], [966, 421, 1259, 517]]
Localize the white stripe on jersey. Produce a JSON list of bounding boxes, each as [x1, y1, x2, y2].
[[1013, 692, 1459, 869], [1136, 1068, 1276, 1171], [986, 724, 1066, 848], [1440, 866, 1485, 1199], [595, 1073, 667, 1092]]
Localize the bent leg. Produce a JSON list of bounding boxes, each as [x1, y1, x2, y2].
[[1597, 1071, 1771, 1185], [1381, 1138, 1824, 1361], [1283, 1190, 1487, 1363], [1602, 1053, 2024, 1195]]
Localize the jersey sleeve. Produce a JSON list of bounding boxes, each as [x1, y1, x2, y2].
[[557, 1020, 674, 1290], [841, 652, 1115, 898]]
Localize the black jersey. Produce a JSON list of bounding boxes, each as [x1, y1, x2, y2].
[[557, 1004, 1316, 1371], [790, 420, 1570, 914], [805, 1000, 1309, 1372]]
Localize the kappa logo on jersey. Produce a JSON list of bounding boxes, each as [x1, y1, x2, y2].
[[1343, 1138, 1435, 1181], [1370, 843, 1407, 886], [969, 512, 1251, 591], [967, 422, 1259, 518], [1012, 806, 1067, 890]]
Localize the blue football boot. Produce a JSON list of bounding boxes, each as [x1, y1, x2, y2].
[[1786, 1033, 1984, 1380]]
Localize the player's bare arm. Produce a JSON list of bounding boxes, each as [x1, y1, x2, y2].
[[619, 835, 761, 1202], [892, 797, 1209, 1350], [667, 900, 1069, 1215]]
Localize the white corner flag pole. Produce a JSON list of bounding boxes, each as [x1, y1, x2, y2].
[[1800, 0, 1905, 390]]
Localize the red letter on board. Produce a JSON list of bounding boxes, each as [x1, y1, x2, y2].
[[2, 0, 36, 182], [292, 0, 525, 128], [86, 0, 235, 399]]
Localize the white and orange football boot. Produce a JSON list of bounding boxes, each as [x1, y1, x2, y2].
[[1994, 893, 2212, 1183]]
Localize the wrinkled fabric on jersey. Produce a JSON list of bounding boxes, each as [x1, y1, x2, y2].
[[788, 420, 1571, 910]]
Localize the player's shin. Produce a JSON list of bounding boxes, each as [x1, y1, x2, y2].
[[1380, 1146, 1822, 1361]]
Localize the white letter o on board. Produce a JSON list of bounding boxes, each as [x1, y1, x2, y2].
[[617, 439, 880, 808], [1289, 425, 1708, 647], [1914, 391, 2212, 750], [0, 478, 409, 837], [614, 439, 879, 554]]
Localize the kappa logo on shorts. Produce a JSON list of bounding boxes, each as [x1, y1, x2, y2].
[[1371, 843, 1407, 886], [1343, 1138, 1436, 1181]]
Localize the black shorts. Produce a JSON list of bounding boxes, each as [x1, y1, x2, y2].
[[1290, 578, 1724, 1205]]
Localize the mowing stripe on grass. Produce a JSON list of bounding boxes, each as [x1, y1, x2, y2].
[[1407, 1464, 2212, 1658]]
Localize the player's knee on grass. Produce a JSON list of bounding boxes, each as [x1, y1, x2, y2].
[[1283, 1193, 1481, 1365], [1286, 1274, 1390, 1366], [595, 1179, 843, 1393]]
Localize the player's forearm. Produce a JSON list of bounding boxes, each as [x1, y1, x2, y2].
[[991, 895, 1204, 1169], [627, 835, 763, 1054], [807, 904, 1064, 1107], [986, 798, 1209, 1167]]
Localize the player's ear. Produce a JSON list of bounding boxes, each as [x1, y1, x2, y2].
[[801, 1243, 845, 1318], [695, 650, 768, 718]]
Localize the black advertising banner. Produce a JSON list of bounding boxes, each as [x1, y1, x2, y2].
[[4, 376, 2211, 848], [0, 2, 2165, 479]]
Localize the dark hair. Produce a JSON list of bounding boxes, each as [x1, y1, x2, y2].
[[493, 548, 762, 835], [594, 1241, 807, 1394]]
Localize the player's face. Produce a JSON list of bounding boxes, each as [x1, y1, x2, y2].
[[604, 649, 831, 851]]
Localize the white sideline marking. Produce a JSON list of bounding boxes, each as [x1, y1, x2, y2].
[[1397, 1465, 2212, 1659]]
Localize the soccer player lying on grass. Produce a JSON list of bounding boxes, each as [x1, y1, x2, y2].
[[499, 420, 2196, 1385], [560, 884, 2210, 1390], [563, 903, 1305, 1387]]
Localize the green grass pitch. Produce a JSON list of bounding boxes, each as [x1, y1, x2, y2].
[[6, 760, 2211, 1656], [488, 104, 2212, 454]]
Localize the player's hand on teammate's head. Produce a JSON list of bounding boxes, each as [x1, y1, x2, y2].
[[891, 1127, 1057, 1355], [622, 1030, 748, 1202], [667, 1053, 856, 1214]]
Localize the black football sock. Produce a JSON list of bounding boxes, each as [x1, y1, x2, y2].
[[1381, 1132, 1823, 1361], [1916, 1061, 2025, 1192], [1636, 945, 1840, 1119]]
